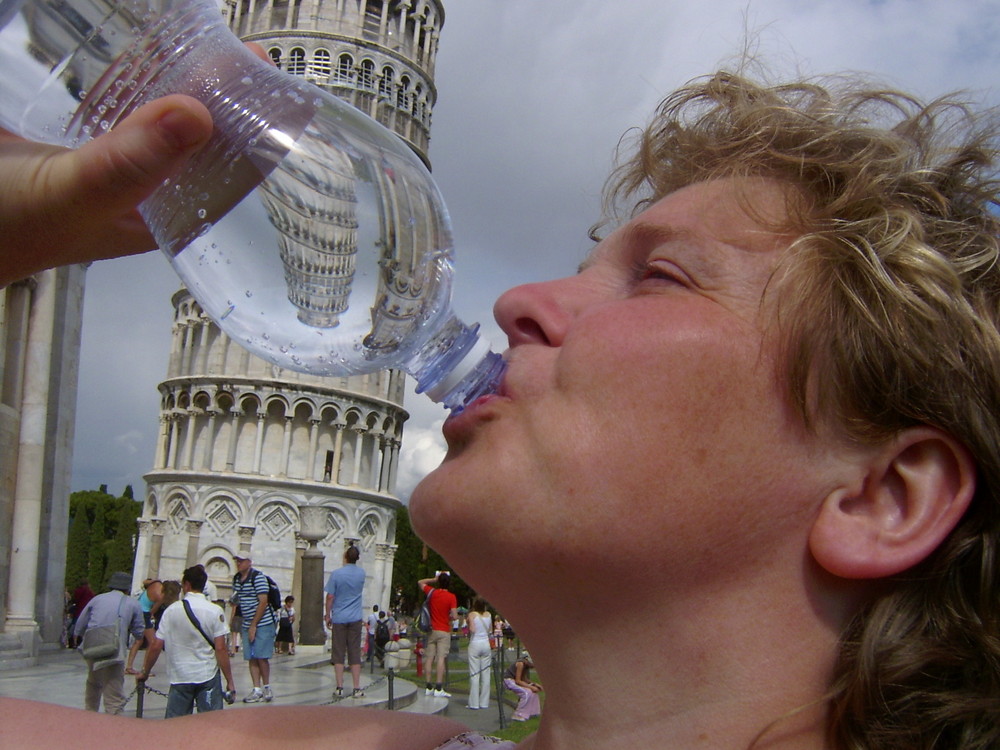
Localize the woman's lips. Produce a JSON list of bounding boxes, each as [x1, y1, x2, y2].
[[441, 389, 509, 446]]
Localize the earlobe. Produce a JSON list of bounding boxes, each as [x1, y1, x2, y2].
[[809, 428, 976, 580]]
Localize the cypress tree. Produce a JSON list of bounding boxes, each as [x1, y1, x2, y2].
[[64, 506, 91, 590], [105, 496, 139, 583], [89, 498, 108, 590]]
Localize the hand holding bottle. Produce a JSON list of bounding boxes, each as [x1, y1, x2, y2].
[[0, 94, 212, 287]]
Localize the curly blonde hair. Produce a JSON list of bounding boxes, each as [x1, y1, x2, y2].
[[600, 70, 1000, 748]]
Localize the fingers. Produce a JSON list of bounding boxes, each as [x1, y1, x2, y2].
[[69, 94, 213, 225], [0, 95, 213, 285]]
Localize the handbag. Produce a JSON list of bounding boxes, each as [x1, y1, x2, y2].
[[80, 596, 124, 660]]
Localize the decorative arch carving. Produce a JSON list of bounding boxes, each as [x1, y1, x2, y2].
[[324, 507, 349, 544], [204, 494, 243, 536], [358, 511, 381, 550], [166, 493, 192, 533], [255, 498, 298, 541]]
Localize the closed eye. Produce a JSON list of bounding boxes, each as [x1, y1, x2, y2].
[[632, 260, 688, 289]]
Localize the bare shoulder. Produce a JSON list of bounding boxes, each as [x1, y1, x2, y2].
[[0, 698, 467, 750]]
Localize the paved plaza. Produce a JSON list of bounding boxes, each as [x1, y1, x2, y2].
[[0, 643, 507, 735]]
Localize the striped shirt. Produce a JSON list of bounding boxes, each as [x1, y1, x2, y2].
[[232, 569, 277, 627]]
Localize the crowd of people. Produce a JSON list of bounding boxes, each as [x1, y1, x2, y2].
[[65, 547, 519, 724]]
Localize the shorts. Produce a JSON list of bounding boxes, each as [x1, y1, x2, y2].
[[142, 611, 154, 630], [229, 615, 242, 634], [242, 620, 276, 660], [330, 621, 362, 666], [425, 629, 450, 665]]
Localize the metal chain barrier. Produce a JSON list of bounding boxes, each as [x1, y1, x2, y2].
[[111, 642, 512, 718], [109, 682, 168, 718]]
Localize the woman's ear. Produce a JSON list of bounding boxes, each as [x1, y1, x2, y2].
[[809, 427, 976, 579]]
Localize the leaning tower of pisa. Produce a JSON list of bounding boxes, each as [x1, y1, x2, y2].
[[133, 0, 446, 612]]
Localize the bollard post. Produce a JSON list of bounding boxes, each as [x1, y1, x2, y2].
[[387, 668, 395, 710], [135, 683, 145, 719], [495, 647, 506, 729]]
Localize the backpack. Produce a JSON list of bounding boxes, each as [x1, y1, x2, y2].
[[233, 570, 281, 612], [375, 617, 390, 642], [415, 589, 434, 634]]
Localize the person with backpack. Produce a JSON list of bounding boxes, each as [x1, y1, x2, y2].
[[373, 611, 393, 668], [231, 554, 277, 703], [417, 573, 458, 698]]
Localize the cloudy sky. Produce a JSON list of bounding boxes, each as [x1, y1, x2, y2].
[[71, 0, 1000, 500]]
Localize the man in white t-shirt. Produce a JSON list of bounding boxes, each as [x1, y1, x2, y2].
[[137, 565, 236, 717]]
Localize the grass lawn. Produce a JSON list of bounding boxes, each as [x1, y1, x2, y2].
[[393, 663, 542, 744]]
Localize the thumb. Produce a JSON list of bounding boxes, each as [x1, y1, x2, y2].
[[70, 94, 213, 213]]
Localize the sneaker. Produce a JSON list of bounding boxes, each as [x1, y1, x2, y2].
[[433, 689, 451, 698], [334, 687, 344, 698], [351, 688, 365, 699], [425, 687, 434, 696], [242, 689, 264, 703], [263, 686, 273, 702]]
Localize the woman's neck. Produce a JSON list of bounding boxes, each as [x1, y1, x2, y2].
[[503, 583, 845, 750]]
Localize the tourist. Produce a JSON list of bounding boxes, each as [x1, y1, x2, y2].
[[3, 58, 1000, 749], [231, 554, 277, 703], [135, 565, 236, 717], [72, 572, 144, 714], [365, 604, 380, 664], [125, 578, 161, 675], [67, 578, 95, 649], [373, 610, 393, 668], [276, 595, 296, 655], [227, 599, 242, 656], [417, 572, 459, 698], [465, 598, 493, 711], [502, 654, 542, 722], [324, 544, 366, 698], [156, 580, 181, 628]]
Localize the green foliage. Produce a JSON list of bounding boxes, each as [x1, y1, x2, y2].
[[389, 505, 474, 615], [105, 499, 140, 583], [64, 508, 91, 589], [66, 486, 142, 593], [89, 497, 107, 589]]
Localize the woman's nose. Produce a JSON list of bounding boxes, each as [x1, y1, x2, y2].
[[493, 276, 581, 349]]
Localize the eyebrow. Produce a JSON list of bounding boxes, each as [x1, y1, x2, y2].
[[577, 222, 703, 274]]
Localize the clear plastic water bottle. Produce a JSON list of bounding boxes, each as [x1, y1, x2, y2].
[[0, 0, 504, 412]]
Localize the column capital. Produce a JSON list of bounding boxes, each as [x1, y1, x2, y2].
[[185, 518, 205, 535], [238, 525, 256, 544]]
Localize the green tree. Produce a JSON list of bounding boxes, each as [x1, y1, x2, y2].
[[105, 496, 140, 582], [67, 486, 139, 592], [390, 505, 473, 615], [89, 497, 108, 590], [64, 506, 91, 590]]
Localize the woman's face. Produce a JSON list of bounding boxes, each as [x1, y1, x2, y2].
[[411, 177, 851, 593]]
